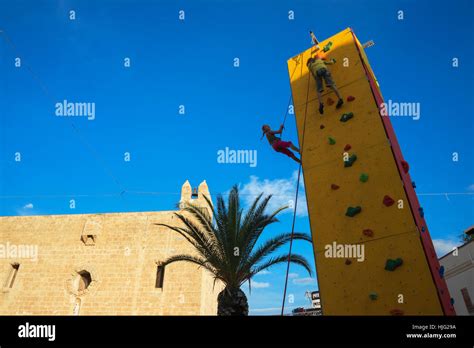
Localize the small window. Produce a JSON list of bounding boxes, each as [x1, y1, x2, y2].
[[191, 188, 198, 199], [81, 234, 96, 246], [4, 263, 20, 288], [155, 265, 165, 288], [77, 270, 92, 292]]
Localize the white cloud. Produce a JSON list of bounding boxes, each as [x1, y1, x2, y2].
[[256, 270, 271, 275], [292, 277, 316, 285], [16, 203, 37, 216], [288, 272, 299, 279], [433, 239, 459, 257], [467, 184, 474, 192], [251, 281, 270, 289], [240, 171, 308, 217]]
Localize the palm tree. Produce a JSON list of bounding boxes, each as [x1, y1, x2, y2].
[[155, 185, 313, 316]]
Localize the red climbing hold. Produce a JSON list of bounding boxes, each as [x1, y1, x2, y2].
[[389, 309, 404, 316], [383, 195, 395, 207], [344, 144, 352, 152], [363, 229, 374, 237], [320, 124, 325, 129], [401, 160, 409, 174], [327, 97, 335, 106], [347, 95, 356, 102], [345, 259, 352, 265], [331, 184, 340, 190]]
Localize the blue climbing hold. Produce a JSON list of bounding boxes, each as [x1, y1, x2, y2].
[[412, 181, 416, 189], [439, 266, 445, 278], [421, 226, 425, 232], [450, 298, 455, 305], [418, 207, 424, 218]]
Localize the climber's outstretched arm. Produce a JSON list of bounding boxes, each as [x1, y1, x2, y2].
[[269, 124, 284, 135]]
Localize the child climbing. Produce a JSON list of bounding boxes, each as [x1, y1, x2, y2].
[[307, 49, 344, 115], [262, 124, 301, 164]]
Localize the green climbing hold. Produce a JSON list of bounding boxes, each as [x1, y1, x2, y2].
[[359, 173, 369, 182], [369, 292, 378, 301], [385, 258, 403, 271], [328, 136, 336, 145], [344, 154, 357, 167], [340, 112, 354, 122], [322, 41, 333, 52], [345, 206, 362, 217]]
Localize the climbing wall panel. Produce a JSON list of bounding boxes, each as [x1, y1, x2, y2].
[[288, 28, 452, 315]]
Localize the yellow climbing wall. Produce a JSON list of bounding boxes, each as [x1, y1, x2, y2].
[[288, 28, 443, 315]]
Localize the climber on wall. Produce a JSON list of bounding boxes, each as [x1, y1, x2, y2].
[[261, 124, 301, 164], [307, 49, 344, 115]]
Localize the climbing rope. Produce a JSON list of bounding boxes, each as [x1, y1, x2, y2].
[[280, 56, 312, 316], [280, 59, 300, 138]]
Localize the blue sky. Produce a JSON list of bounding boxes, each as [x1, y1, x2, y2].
[[1, 0, 473, 315]]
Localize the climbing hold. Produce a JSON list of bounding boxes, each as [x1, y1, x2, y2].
[[418, 207, 424, 218], [344, 154, 357, 167], [359, 173, 369, 183], [327, 97, 335, 106], [322, 41, 333, 52], [389, 309, 404, 316], [347, 95, 356, 102], [382, 195, 395, 207], [369, 292, 378, 301], [345, 259, 352, 265], [401, 160, 409, 173], [344, 144, 351, 152], [439, 266, 445, 278], [339, 112, 354, 122], [385, 258, 403, 271], [320, 124, 325, 129], [328, 136, 336, 145], [421, 226, 425, 232], [345, 206, 362, 217], [331, 184, 340, 190], [450, 298, 455, 306], [412, 181, 416, 189], [363, 229, 374, 237]]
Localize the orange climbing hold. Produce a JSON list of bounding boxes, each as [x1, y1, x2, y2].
[[389, 309, 404, 316], [363, 229, 374, 237], [327, 97, 335, 106], [401, 160, 409, 174], [320, 124, 325, 129], [383, 195, 395, 207], [344, 144, 352, 152], [331, 184, 340, 190]]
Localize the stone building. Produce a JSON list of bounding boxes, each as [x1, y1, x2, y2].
[[0, 180, 220, 315]]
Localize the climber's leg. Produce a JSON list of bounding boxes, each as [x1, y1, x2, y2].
[[289, 143, 300, 153], [273, 141, 301, 163], [289, 152, 301, 164], [323, 70, 344, 108], [315, 70, 325, 114]]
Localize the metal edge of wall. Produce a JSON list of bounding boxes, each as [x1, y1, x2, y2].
[[348, 28, 455, 315]]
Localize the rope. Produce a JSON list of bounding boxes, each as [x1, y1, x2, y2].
[[280, 59, 300, 138], [281, 57, 312, 316]]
